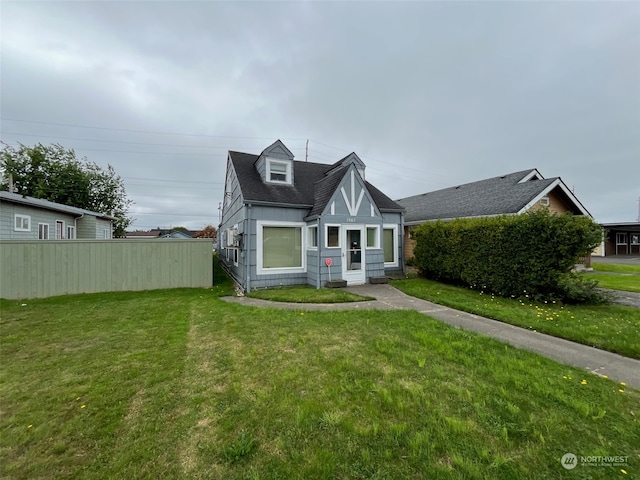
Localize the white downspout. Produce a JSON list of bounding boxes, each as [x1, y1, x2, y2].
[[316, 219, 321, 289], [75, 213, 84, 239], [246, 204, 251, 293]]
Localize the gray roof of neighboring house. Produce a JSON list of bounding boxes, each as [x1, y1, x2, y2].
[[396, 169, 587, 223], [0, 191, 115, 220], [228, 151, 403, 215]]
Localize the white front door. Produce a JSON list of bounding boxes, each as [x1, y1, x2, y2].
[[342, 226, 365, 285]]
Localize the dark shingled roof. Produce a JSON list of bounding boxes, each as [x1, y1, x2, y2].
[[229, 151, 402, 216], [396, 169, 561, 222]]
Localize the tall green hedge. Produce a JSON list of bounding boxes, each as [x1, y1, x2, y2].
[[411, 210, 603, 302]]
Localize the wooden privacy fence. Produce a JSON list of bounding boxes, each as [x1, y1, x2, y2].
[[0, 239, 214, 299]]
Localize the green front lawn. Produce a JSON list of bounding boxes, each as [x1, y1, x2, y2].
[[592, 263, 640, 274], [1, 288, 638, 479], [248, 285, 373, 303], [392, 278, 640, 359], [585, 273, 640, 293]]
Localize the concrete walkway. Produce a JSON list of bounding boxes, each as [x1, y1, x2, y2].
[[222, 284, 640, 389]]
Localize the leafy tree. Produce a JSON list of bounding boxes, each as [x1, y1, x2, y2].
[[1, 142, 133, 237], [195, 225, 217, 239]]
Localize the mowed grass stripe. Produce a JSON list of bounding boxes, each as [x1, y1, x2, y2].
[[393, 278, 640, 359], [2, 288, 638, 479], [584, 273, 640, 293]]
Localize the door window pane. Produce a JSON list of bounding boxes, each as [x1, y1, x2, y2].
[[347, 230, 362, 270]]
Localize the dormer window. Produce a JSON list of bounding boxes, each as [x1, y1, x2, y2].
[[266, 158, 292, 185]]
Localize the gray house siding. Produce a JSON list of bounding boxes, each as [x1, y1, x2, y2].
[[0, 192, 114, 240], [76, 216, 97, 239], [218, 142, 404, 292], [382, 211, 404, 276], [242, 205, 308, 291], [0, 202, 76, 240], [313, 168, 389, 285], [95, 218, 113, 239]]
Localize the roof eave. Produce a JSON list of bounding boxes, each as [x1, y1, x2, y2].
[[516, 179, 592, 217], [405, 213, 515, 225], [0, 192, 114, 220], [244, 200, 313, 209]]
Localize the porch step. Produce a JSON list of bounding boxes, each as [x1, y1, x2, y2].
[[369, 276, 390, 284]]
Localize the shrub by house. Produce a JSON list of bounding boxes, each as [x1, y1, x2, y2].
[[411, 210, 603, 303]]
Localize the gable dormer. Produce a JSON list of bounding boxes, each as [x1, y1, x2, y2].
[[327, 152, 366, 180], [255, 139, 295, 185]]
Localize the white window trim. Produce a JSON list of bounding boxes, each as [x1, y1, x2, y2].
[[325, 224, 341, 249], [383, 224, 399, 267], [67, 225, 76, 239], [14, 214, 31, 232], [233, 247, 239, 267], [256, 220, 306, 275], [103, 229, 111, 239], [266, 157, 292, 185], [307, 225, 318, 250], [365, 225, 380, 249], [38, 223, 50, 240]]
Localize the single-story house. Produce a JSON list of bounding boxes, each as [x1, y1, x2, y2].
[[125, 229, 197, 239], [218, 140, 404, 292], [596, 222, 640, 256], [396, 169, 592, 259], [0, 191, 114, 240]]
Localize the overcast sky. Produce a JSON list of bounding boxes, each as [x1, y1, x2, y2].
[[2, 1, 639, 229]]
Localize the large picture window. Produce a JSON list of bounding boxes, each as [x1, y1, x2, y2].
[[258, 221, 305, 274]]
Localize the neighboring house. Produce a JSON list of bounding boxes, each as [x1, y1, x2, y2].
[[218, 140, 404, 292], [0, 191, 114, 240], [597, 222, 640, 256], [396, 169, 592, 259], [125, 229, 197, 239]]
